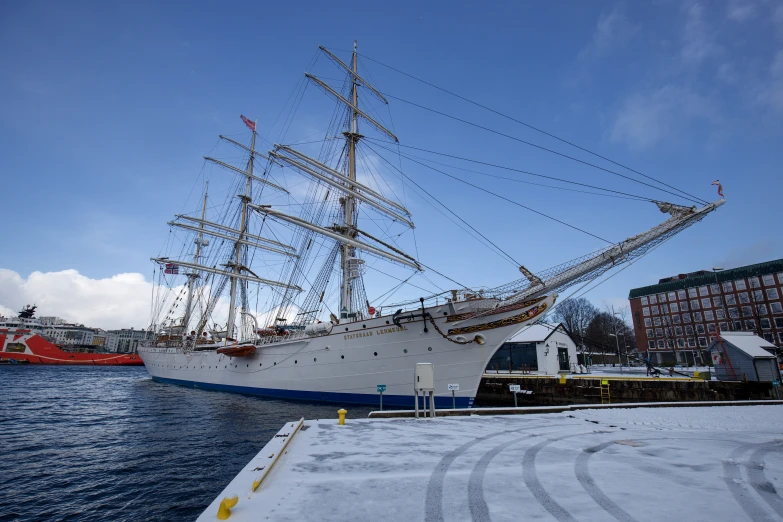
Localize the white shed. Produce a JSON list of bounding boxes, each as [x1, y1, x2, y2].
[[708, 332, 781, 382], [487, 323, 579, 375]]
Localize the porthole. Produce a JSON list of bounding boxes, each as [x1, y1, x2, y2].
[[325, 346, 330, 350], [345, 327, 349, 331], [246, 364, 249, 367], [404, 349, 408, 353], [362, 324, 366, 328], [374, 352, 378, 356], [443, 312, 448, 316], [313, 358, 317, 362], [259, 363, 262, 366], [274, 362, 276, 365], [295, 360, 297, 364], [385, 321, 390, 324], [341, 355, 344, 359], [428, 347, 432, 351]]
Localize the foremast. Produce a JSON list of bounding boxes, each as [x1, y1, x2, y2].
[[340, 41, 360, 320], [182, 181, 209, 331]]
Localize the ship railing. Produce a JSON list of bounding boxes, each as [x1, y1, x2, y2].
[[254, 329, 309, 346]]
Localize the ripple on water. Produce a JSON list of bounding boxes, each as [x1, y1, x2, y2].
[[0, 366, 372, 521]]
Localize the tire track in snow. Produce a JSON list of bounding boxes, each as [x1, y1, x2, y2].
[[723, 443, 778, 522], [522, 431, 614, 522], [575, 441, 638, 522], [467, 436, 529, 522], [746, 443, 783, 517]]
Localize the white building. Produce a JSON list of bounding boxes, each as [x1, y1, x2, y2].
[[43, 324, 98, 346], [486, 323, 579, 375], [106, 328, 155, 353], [38, 316, 66, 326]]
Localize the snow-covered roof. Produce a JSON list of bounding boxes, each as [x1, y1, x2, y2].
[[714, 331, 776, 358], [507, 323, 568, 343]]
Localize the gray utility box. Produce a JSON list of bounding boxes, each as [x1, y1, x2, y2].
[[415, 363, 434, 392]]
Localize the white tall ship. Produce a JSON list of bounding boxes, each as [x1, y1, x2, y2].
[[138, 44, 724, 408]]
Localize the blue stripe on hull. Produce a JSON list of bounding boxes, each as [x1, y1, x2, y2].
[[151, 375, 474, 409]]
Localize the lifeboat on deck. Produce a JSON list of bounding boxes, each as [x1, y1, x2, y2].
[[217, 344, 256, 357]]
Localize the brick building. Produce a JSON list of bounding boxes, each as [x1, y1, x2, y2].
[[629, 259, 783, 364]]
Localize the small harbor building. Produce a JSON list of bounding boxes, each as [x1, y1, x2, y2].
[[486, 323, 578, 374], [709, 332, 781, 382]]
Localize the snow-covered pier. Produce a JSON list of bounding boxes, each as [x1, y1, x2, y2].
[[199, 404, 783, 521]]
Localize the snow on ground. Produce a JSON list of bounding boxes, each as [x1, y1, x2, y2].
[[199, 405, 783, 521]]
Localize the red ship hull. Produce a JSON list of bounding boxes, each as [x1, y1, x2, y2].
[[0, 331, 144, 366]]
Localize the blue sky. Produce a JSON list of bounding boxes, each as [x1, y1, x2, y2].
[[1, 0, 782, 326]]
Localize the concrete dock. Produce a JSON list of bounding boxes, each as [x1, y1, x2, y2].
[[199, 403, 783, 521]]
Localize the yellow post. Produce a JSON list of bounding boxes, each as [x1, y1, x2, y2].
[[559, 374, 567, 385], [338, 408, 347, 425], [217, 494, 239, 520]]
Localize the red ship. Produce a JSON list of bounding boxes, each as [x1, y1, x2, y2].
[[0, 306, 143, 366]]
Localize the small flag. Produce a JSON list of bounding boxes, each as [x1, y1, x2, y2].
[[711, 180, 724, 198], [240, 114, 256, 132], [164, 263, 179, 275]]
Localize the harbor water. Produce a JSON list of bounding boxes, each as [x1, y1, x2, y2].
[[0, 366, 372, 521]]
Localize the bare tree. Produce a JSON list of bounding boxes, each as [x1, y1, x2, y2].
[[550, 298, 597, 351]]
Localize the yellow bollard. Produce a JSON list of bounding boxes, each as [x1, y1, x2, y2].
[[338, 408, 347, 425], [559, 374, 567, 385], [217, 494, 239, 520]]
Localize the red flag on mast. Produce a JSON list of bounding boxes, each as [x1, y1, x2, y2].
[[711, 180, 724, 198], [240, 114, 256, 132]]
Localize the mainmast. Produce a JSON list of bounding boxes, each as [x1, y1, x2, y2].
[[227, 123, 257, 339], [182, 181, 209, 330], [340, 40, 360, 320]]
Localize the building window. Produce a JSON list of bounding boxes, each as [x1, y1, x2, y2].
[[696, 324, 705, 334], [690, 299, 700, 310], [644, 318, 652, 327], [649, 295, 658, 304], [667, 291, 676, 301], [767, 288, 780, 300], [763, 333, 775, 343], [670, 302, 679, 312], [753, 290, 764, 302], [688, 337, 696, 347], [741, 306, 753, 317], [775, 317, 783, 328], [694, 312, 703, 322], [716, 309, 726, 320], [719, 322, 729, 331], [651, 305, 660, 315], [760, 318, 771, 329], [675, 326, 683, 336], [662, 316, 671, 326], [733, 320, 743, 331], [655, 328, 663, 337], [681, 300, 689, 311], [745, 319, 756, 330], [659, 293, 667, 303], [763, 274, 775, 286], [686, 325, 694, 335], [749, 277, 761, 288], [710, 284, 720, 294], [646, 328, 654, 337], [640, 296, 648, 305], [713, 296, 722, 307], [653, 317, 662, 326], [657, 340, 665, 349], [683, 314, 692, 323], [725, 294, 736, 305], [678, 290, 686, 300], [707, 323, 717, 333], [661, 304, 669, 314], [778, 273, 783, 284], [771, 302, 783, 314], [688, 288, 698, 298], [698, 337, 707, 347], [699, 286, 709, 296], [677, 338, 685, 348], [701, 298, 711, 309], [738, 293, 750, 304], [643, 307, 650, 316], [672, 314, 681, 324], [704, 310, 714, 321], [735, 280, 747, 290], [722, 281, 733, 292], [779, 332, 783, 343], [758, 304, 768, 315], [648, 340, 656, 349]]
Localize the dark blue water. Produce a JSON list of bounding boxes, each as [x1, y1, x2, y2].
[[0, 366, 372, 521]]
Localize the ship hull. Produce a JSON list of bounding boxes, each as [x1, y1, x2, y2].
[[139, 296, 554, 408], [0, 332, 144, 365]]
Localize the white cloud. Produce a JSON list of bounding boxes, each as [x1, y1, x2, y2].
[[0, 268, 153, 329], [609, 85, 719, 149], [579, 4, 639, 61], [681, 0, 720, 64], [726, 0, 758, 22], [754, 49, 783, 112]]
